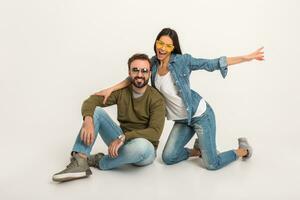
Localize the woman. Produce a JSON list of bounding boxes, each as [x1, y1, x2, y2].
[[95, 28, 264, 170]]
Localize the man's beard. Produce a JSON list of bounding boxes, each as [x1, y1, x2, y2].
[[132, 76, 149, 88]]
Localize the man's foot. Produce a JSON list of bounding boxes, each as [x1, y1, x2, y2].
[[238, 137, 253, 161], [87, 153, 104, 169], [52, 154, 92, 182]]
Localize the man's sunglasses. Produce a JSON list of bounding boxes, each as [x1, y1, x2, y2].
[[130, 67, 150, 75]]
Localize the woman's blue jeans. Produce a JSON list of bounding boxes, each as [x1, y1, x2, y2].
[[72, 107, 156, 170], [162, 103, 237, 170]]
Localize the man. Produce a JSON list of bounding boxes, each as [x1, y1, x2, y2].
[[52, 53, 165, 182]]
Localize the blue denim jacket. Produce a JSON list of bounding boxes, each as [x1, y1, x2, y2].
[[150, 53, 228, 125]]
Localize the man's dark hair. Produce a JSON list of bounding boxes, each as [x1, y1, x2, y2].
[[127, 53, 151, 70]]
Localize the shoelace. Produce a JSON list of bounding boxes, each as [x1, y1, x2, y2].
[[66, 157, 78, 169]]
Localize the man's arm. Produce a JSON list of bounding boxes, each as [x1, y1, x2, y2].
[[81, 92, 118, 119], [80, 91, 119, 146], [80, 116, 95, 146]]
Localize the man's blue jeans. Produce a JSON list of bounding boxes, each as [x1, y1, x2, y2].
[[72, 107, 156, 170], [162, 103, 237, 170]]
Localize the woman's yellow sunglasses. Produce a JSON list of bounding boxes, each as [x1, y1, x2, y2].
[[155, 40, 174, 52]]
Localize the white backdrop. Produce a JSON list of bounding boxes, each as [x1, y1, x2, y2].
[[1, 0, 300, 199]]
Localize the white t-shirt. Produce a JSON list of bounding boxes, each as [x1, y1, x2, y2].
[[155, 72, 206, 120]]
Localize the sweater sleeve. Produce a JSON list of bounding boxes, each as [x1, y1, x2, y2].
[[81, 91, 119, 119], [124, 97, 165, 143]]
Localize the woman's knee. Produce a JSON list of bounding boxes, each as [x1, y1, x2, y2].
[[204, 163, 219, 170], [202, 157, 221, 170], [162, 149, 178, 165]]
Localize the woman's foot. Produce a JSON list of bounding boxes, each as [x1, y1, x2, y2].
[[237, 137, 253, 160], [188, 148, 201, 157], [188, 139, 202, 157]]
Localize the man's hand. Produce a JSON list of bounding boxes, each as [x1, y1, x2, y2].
[[108, 138, 124, 158], [80, 116, 95, 146]]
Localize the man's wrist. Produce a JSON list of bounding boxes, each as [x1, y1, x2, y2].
[[118, 134, 126, 142], [84, 116, 93, 122]]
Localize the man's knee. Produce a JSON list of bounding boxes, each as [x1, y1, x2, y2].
[[93, 107, 107, 121], [133, 138, 154, 156], [132, 139, 155, 166]]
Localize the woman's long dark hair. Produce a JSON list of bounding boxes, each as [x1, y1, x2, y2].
[[154, 28, 182, 55]]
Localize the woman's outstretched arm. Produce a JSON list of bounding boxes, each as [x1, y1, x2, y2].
[[227, 47, 264, 66]]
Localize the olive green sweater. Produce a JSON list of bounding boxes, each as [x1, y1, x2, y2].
[[81, 86, 165, 148]]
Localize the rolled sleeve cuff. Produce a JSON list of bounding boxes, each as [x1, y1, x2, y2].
[[124, 131, 134, 141], [82, 113, 93, 120], [219, 56, 228, 78]]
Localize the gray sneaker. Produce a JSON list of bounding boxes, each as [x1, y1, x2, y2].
[[238, 137, 253, 161], [52, 154, 92, 182], [87, 153, 104, 169]]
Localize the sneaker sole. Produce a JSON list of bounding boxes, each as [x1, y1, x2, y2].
[[52, 169, 92, 182]]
